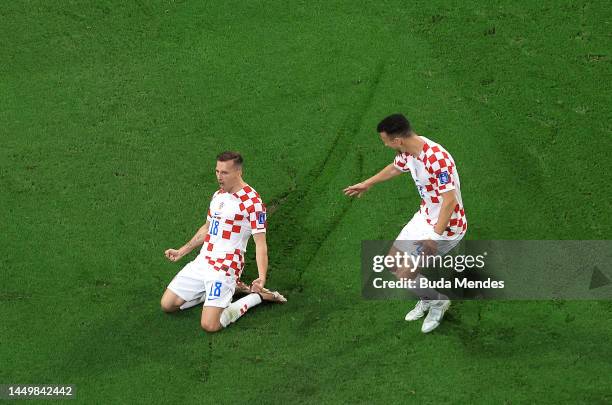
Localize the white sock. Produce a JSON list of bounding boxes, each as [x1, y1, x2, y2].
[[220, 293, 262, 327], [179, 295, 206, 310]]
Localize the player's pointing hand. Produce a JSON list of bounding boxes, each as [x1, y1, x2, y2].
[[343, 182, 371, 198]]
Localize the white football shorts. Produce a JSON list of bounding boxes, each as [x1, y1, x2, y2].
[[393, 211, 465, 257], [167, 256, 236, 308]]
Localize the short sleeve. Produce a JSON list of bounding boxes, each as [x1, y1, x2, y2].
[[393, 153, 410, 172], [247, 201, 267, 234], [237, 186, 267, 234], [424, 149, 456, 193]]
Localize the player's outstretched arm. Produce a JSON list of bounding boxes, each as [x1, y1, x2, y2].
[[250, 232, 268, 292], [164, 221, 210, 262], [343, 163, 402, 197]]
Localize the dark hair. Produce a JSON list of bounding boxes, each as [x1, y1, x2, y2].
[[216, 151, 243, 167], [376, 114, 412, 138]]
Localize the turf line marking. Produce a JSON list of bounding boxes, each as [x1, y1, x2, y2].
[[264, 62, 385, 291]]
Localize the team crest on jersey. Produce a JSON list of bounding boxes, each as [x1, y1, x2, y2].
[[218, 202, 224, 210], [257, 212, 266, 225], [438, 171, 450, 185]]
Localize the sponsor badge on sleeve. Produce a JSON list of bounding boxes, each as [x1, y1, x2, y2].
[[258, 212, 266, 225], [438, 171, 450, 185]]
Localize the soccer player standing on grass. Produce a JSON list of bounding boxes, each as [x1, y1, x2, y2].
[[344, 114, 467, 333], [161, 151, 286, 332]]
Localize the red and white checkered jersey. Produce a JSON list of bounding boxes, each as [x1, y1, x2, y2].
[[198, 185, 266, 278], [393, 136, 467, 237]]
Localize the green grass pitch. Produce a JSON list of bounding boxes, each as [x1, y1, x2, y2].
[[1, 1, 611, 403]]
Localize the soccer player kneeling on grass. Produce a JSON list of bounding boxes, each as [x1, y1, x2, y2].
[[160, 151, 286, 332], [344, 114, 467, 333]]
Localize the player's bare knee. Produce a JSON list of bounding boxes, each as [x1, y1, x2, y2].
[[160, 299, 177, 313], [160, 290, 183, 313], [200, 319, 222, 333], [161, 304, 177, 313], [160, 295, 181, 313]]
